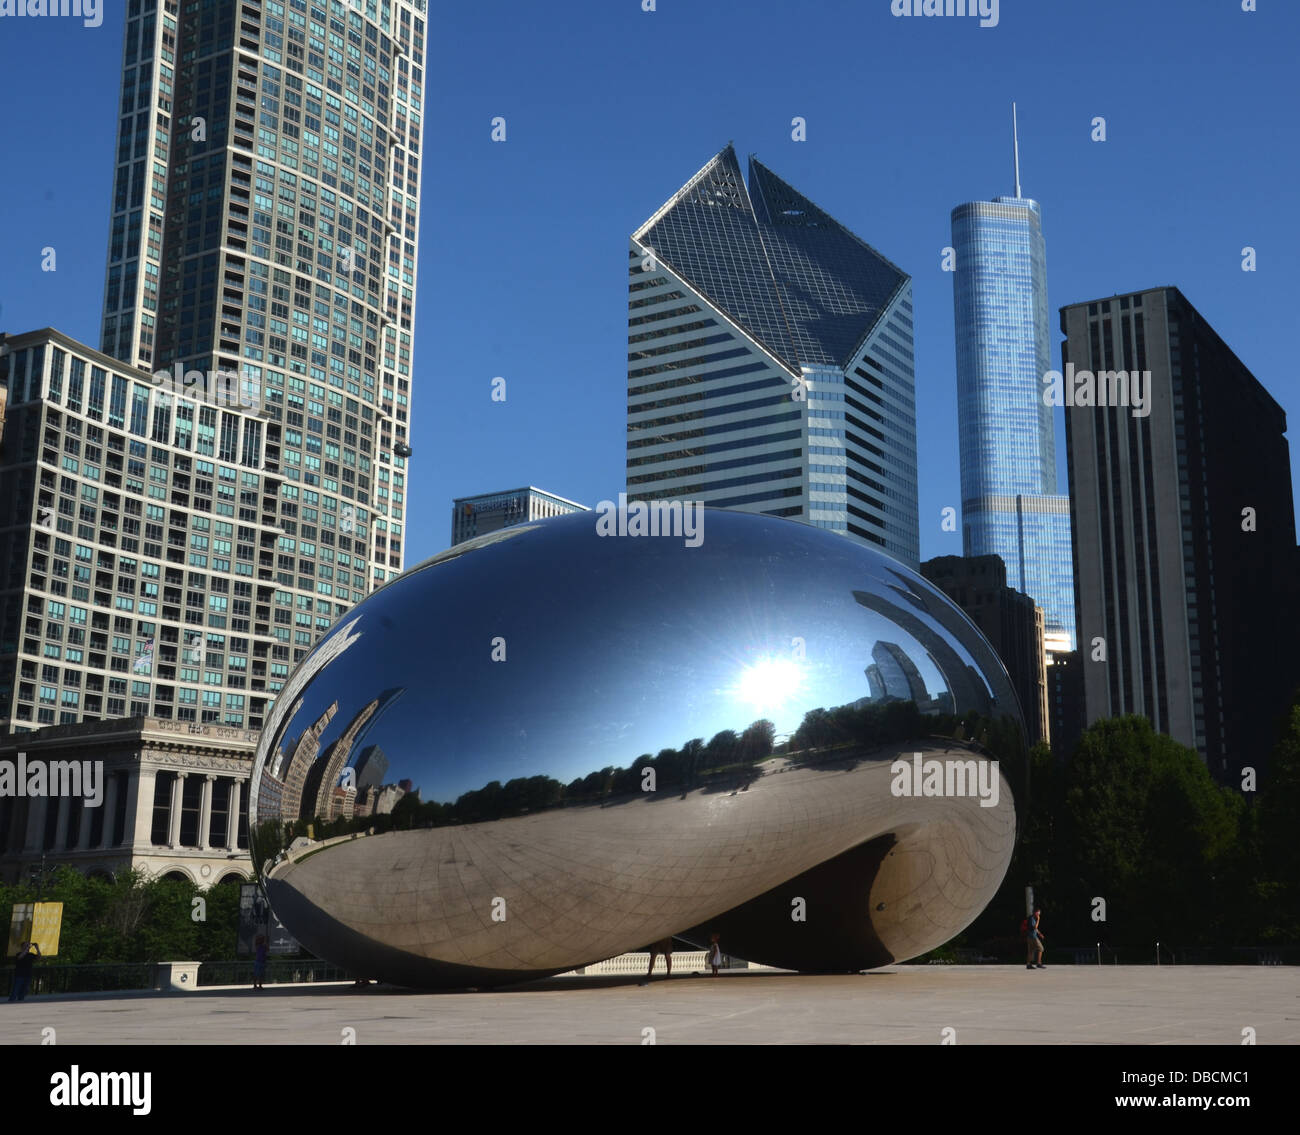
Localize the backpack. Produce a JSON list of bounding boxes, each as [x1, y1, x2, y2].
[[1020, 917, 1029, 938]]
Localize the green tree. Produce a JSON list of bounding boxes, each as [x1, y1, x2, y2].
[[703, 730, 739, 769], [1, 867, 250, 965], [195, 882, 243, 961], [740, 719, 776, 763], [792, 707, 836, 751], [1053, 716, 1241, 947], [136, 876, 201, 961], [1256, 691, 1300, 943]]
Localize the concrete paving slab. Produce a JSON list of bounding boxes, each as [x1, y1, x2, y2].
[[2, 966, 1296, 1045]]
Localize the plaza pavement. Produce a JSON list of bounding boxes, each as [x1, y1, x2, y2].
[[2, 965, 1296, 1044]]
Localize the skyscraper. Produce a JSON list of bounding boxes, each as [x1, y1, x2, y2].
[[627, 144, 920, 567], [920, 553, 1049, 747], [100, 0, 423, 585], [1061, 286, 1300, 780], [0, 0, 426, 733], [950, 108, 1074, 649], [1045, 649, 1084, 762], [451, 487, 588, 547]]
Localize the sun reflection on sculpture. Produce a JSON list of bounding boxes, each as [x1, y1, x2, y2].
[[730, 655, 805, 717]]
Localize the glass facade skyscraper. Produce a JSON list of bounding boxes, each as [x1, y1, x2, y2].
[[950, 117, 1074, 648], [627, 145, 920, 566], [0, 0, 425, 734], [98, 0, 422, 593]]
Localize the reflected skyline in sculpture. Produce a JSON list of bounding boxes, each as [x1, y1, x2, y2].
[[249, 510, 1026, 987]]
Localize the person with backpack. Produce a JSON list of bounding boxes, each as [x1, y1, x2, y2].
[[1024, 908, 1045, 969]]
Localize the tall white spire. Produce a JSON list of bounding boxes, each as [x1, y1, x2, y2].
[[1012, 102, 1022, 198]]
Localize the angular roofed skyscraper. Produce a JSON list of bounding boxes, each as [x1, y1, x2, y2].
[[627, 145, 920, 566]]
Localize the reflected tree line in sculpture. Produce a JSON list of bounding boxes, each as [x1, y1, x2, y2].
[[253, 698, 1026, 863]]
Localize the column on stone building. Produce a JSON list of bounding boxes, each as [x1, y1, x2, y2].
[[199, 774, 214, 849], [12, 800, 27, 854], [100, 772, 120, 849], [53, 796, 71, 850], [168, 771, 186, 848], [23, 795, 49, 852], [227, 778, 242, 852], [77, 792, 94, 850], [124, 764, 156, 852], [11, 801, 28, 853], [7, 802, 21, 854]]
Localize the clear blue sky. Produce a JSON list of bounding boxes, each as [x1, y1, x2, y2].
[[1, 0, 1297, 568]]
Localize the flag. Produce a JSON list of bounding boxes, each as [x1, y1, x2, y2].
[[133, 638, 155, 673]]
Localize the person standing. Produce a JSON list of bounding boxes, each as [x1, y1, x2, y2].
[[7, 941, 40, 1002], [642, 936, 674, 983], [708, 933, 723, 977], [252, 934, 269, 990], [1026, 908, 1046, 969]]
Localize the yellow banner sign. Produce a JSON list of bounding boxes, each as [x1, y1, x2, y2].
[[8, 902, 63, 957]]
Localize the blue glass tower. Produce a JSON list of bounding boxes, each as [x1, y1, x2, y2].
[[950, 108, 1075, 649]]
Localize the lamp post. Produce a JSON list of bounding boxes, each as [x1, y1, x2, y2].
[[30, 854, 55, 902]]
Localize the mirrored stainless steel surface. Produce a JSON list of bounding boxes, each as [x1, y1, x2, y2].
[[250, 509, 1025, 986]]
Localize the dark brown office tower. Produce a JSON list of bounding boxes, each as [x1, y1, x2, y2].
[[1045, 650, 1085, 762], [1060, 287, 1299, 782], [920, 554, 1048, 747]]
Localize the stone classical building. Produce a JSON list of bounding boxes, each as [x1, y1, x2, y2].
[[0, 716, 256, 887]]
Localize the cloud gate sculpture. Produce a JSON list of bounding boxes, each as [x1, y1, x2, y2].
[[250, 509, 1025, 987]]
